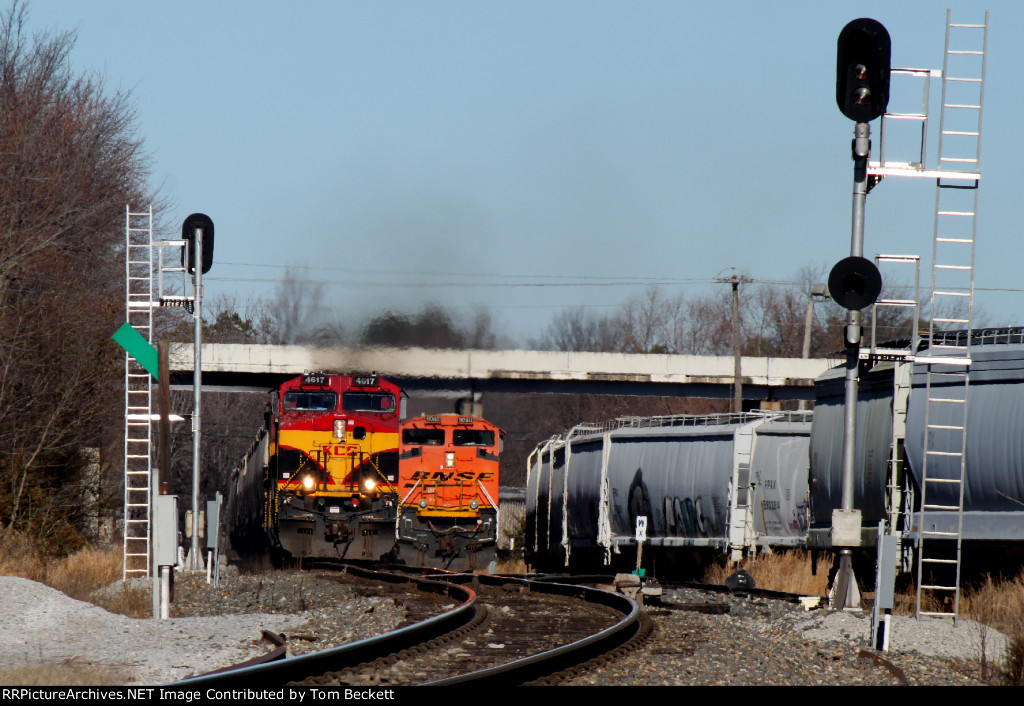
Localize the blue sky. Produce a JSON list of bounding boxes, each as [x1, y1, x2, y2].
[[26, 1, 1024, 342]]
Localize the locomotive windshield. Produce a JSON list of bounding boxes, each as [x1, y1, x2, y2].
[[402, 428, 445, 446], [283, 391, 337, 411], [453, 429, 495, 447], [342, 391, 396, 414]]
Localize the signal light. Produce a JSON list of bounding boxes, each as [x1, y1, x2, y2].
[[181, 213, 215, 274], [836, 18, 891, 122], [828, 256, 883, 310]]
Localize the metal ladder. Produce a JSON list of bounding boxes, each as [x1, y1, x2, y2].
[[123, 206, 156, 580], [869, 254, 921, 358], [915, 11, 987, 621], [868, 256, 919, 576]]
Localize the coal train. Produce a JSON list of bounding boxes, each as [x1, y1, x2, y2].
[[396, 414, 505, 571], [525, 330, 1024, 581], [226, 372, 505, 570]]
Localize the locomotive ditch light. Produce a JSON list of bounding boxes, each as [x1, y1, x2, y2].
[[301, 474, 315, 490], [364, 478, 376, 492], [419, 499, 428, 508], [470, 499, 479, 510], [836, 18, 891, 122]]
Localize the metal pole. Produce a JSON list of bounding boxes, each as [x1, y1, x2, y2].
[[188, 227, 204, 570], [799, 293, 816, 412], [835, 121, 870, 610], [731, 275, 742, 413]]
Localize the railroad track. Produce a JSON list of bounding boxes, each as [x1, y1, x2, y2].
[[173, 567, 648, 687]]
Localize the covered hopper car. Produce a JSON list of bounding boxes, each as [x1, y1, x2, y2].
[[526, 411, 812, 572]]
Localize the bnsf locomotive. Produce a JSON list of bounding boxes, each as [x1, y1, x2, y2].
[[265, 372, 401, 561], [396, 414, 504, 571]]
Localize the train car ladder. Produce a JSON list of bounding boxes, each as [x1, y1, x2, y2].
[[123, 206, 156, 580], [915, 12, 987, 622], [727, 419, 758, 562]]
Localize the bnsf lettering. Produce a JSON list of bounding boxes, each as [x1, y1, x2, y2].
[[409, 471, 495, 482]]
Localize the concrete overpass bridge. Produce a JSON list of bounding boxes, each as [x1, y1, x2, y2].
[[168, 343, 833, 403]]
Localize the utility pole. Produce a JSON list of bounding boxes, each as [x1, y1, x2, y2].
[[731, 275, 742, 413], [800, 284, 830, 411], [717, 271, 751, 414]]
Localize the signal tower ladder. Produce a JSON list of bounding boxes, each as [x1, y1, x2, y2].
[[915, 12, 987, 622], [123, 206, 156, 580]]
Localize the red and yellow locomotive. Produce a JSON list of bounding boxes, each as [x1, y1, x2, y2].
[[397, 414, 504, 571], [267, 373, 401, 561]]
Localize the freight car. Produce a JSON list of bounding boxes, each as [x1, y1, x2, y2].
[[808, 332, 1024, 556], [226, 372, 402, 563], [526, 411, 812, 573], [396, 414, 505, 571], [527, 328, 1024, 584]]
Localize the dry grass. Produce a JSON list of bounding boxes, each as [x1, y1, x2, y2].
[[493, 557, 529, 574], [963, 573, 1024, 685], [0, 659, 130, 687], [0, 532, 148, 616], [702, 549, 829, 596]]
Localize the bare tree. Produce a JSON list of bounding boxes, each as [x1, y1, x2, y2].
[[271, 266, 327, 344], [0, 1, 156, 550], [616, 287, 671, 353], [532, 306, 620, 352]]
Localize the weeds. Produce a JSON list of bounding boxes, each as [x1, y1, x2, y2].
[[702, 549, 829, 596], [0, 532, 146, 615], [0, 658, 129, 687]]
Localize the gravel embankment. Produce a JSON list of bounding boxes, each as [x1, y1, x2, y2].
[[565, 586, 1005, 686], [1, 570, 406, 685], [0, 570, 1008, 686]]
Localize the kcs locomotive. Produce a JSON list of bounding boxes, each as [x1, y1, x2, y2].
[[227, 372, 402, 562]]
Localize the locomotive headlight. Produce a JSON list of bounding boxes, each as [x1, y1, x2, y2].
[[302, 475, 315, 490], [333, 419, 346, 440], [470, 499, 479, 510], [445, 452, 455, 468]]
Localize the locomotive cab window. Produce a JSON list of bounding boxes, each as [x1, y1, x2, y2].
[[402, 428, 445, 446], [283, 391, 337, 411], [343, 391, 396, 414], [453, 429, 495, 447]]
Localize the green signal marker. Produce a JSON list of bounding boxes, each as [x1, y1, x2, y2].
[[112, 323, 159, 380]]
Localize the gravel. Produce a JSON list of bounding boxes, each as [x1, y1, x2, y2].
[[564, 586, 1007, 686], [0, 569, 406, 685], [0, 571, 1009, 686]]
